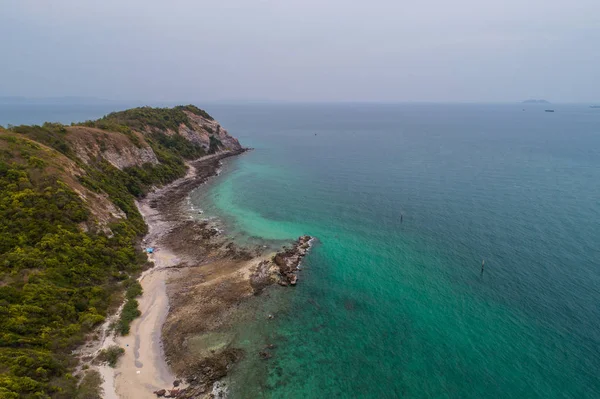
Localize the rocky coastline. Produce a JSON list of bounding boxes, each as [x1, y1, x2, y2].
[[130, 150, 315, 398]]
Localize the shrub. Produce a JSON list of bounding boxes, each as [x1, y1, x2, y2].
[[116, 299, 141, 336], [96, 346, 124, 368]]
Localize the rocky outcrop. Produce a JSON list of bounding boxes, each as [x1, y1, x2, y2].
[[100, 144, 158, 169], [248, 236, 315, 294], [250, 260, 275, 294], [182, 110, 242, 152], [274, 235, 314, 286], [66, 126, 159, 169], [153, 348, 243, 398]]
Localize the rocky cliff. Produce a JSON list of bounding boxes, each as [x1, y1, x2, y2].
[[66, 126, 159, 169], [180, 109, 242, 152], [72, 105, 242, 170]]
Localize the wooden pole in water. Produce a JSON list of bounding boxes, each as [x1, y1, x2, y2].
[[481, 259, 485, 275]]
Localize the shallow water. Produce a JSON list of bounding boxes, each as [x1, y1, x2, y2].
[[192, 103, 600, 398]]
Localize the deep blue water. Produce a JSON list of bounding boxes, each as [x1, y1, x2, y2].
[[3, 103, 600, 398]]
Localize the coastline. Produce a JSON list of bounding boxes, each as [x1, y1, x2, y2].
[[113, 150, 248, 398], [82, 147, 314, 398]]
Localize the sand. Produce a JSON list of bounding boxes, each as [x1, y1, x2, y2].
[[112, 250, 179, 398]]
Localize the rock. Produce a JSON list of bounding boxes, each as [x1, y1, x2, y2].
[[250, 260, 274, 294], [154, 389, 166, 397], [173, 380, 181, 387], [273, 253, 287, 267], [169, 388, 181, 397], [273, 236, 314, 286], [259, 351, 272, 360]]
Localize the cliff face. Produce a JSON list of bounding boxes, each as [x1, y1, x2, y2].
[[0, 106, 244, 399], [66, 126, 159, 169], [181, 110, 242, 151]]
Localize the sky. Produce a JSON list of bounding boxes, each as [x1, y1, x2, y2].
[[1, 0, 600, 103]]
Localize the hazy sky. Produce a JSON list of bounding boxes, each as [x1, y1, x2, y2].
[[2, 0, 599, 102]]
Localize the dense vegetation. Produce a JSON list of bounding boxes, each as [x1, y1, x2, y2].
[[0, 105, 219, 398], [85, 105, 213, 134]]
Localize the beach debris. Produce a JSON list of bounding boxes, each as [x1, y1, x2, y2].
[[268, 314, 274, 319], [146, 247, 154, 254]]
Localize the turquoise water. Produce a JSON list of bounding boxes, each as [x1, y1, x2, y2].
[[196, 104, 600, 398]]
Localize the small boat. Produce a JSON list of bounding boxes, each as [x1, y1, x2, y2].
[[545, 109, 555, 113], [590, 105, 600, 109]]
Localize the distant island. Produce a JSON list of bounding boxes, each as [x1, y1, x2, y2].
[[522, 99, 551, 104]]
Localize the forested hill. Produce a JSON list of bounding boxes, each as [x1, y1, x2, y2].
[[0, 106, 242, 398]]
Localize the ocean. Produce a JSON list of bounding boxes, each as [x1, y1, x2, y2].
[[3, 103, 600, 398]]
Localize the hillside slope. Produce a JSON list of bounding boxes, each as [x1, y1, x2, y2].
[[0, 106, 243, 398]]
